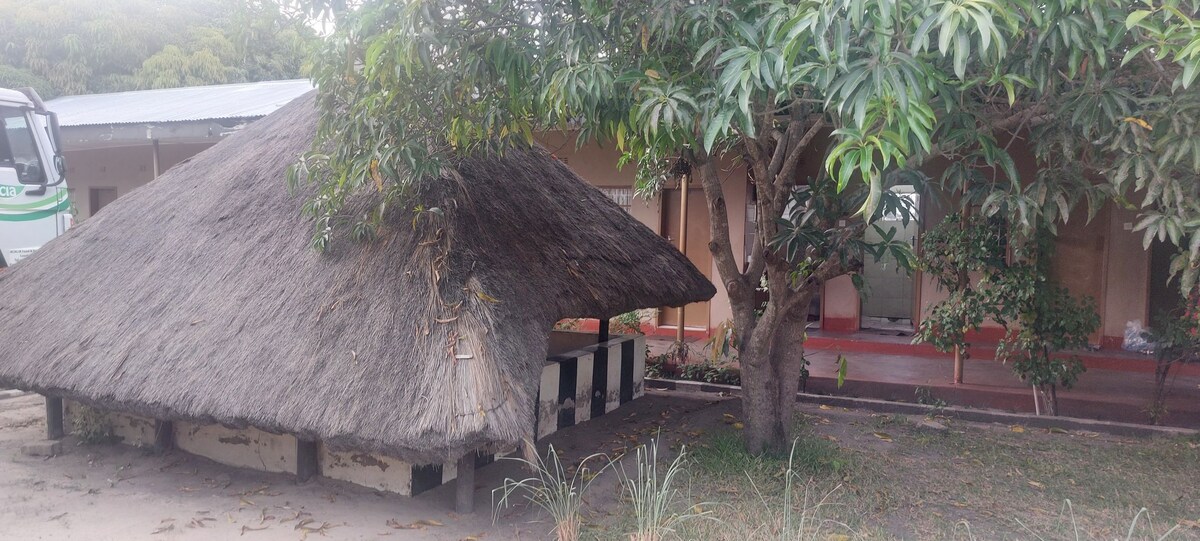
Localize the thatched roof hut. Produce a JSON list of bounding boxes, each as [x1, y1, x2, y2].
[[0, 92, 714, 465]]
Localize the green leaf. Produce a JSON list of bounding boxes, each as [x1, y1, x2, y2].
[[703, 107, 735, 153], [1125, 10, 1153, 29]]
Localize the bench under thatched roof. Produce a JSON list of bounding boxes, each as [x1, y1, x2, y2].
[[0, 92, 714, 464]]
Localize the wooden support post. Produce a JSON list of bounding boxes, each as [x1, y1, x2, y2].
[[676, 176, 690, 344], [296, 439, 319, 483], [45, 396, 63, 440], [154, 420, 174, 452], [455, 453, 475, 514], [598, 318, 610, 343]]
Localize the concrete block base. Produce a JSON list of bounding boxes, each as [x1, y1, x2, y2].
[[22, 440, 62, 457], [49, 332, 649, 497]]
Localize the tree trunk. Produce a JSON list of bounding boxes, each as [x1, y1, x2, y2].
[[1045, 384, 1059, 416], [952, 344, 964, 384], [1150, 356, 1173, 425], [738, 304, 810, 454]]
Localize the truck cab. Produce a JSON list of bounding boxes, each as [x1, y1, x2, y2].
[[0, 87, 68, 267]]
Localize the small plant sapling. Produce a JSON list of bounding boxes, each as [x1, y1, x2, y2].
[[990, 232, 1099, 416], [913, 214, 1008, 383], [1144, 291, 1200, 424]]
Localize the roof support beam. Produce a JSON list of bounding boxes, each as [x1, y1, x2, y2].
[[44, 396, 63, 439]]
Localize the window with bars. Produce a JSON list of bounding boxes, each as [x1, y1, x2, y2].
[[598, 187, 633, 212]]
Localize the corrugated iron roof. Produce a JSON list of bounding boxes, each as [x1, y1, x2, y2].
[[45, 79, 314, 127]]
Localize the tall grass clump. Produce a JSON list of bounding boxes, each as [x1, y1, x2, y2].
[[492, 444, 610, 541], [1014, 500, 1181, 541], [747, 438, 853, 541], [619, 438, 714, 541]]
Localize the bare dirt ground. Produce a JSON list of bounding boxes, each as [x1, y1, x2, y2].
[[2, 389, 1198, 540], [0, 394, 515, 540], [0, 390, 697, 541]]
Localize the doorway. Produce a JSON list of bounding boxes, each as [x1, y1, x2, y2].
[[1148, 239, 1186, 331], [89, 187, 118, 217], [859, 187, 919, 333], [659, 187, 711, 330]]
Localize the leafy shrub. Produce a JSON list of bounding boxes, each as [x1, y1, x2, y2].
[[677, 361, 741, 386], [71, 405, 117, 445], [611, 310, 650, 335]]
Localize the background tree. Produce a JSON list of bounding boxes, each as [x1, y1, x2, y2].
[[295, 0, 1200, 453], [0, 0, 316, 96]]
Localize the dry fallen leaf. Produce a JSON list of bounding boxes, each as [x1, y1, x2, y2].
[[386, 518, 421, 530], [872, 432, 894, 442], [818, 404, 832, 410], [1028, 481, 1045, 489], [1010, 425, 1025, 433]]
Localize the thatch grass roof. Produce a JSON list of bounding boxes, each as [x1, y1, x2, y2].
[[0, 92, 714, 464]]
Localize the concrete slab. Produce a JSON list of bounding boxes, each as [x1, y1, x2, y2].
[[21, 440, 61, 457]]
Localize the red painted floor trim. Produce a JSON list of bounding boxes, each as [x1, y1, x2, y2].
[[804, 333, 1200, 377]]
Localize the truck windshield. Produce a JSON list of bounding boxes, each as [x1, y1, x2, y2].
[[0, 106, 44, 184]]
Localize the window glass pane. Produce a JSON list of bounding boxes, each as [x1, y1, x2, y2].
[[0, 107, 44, 182]]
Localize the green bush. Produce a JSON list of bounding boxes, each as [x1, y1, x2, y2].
[[71, 405, 117, 445]]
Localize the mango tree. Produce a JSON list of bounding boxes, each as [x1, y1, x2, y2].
[[293, 0, 1200, 453]]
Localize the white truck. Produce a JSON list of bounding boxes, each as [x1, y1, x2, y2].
[[0, 87, 68, 268]]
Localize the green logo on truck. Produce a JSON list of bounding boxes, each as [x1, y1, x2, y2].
[[0, 185, 25, 199]]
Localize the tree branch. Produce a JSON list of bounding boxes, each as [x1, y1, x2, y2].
[[992, 105, 1051, 132], [695, 155, 750, 303]]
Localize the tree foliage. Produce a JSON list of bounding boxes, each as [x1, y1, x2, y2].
[[914, 213, 1007, 360], [0, 0, 316, 96], [989, 230, 1100, 416], [296, 0, 1200, 451]]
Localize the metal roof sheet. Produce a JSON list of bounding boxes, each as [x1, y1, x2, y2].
[[45, 79, 314, 127]]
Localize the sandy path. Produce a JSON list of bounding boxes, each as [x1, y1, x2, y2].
[[0, 394, 525, 540], [0, 390, 723, 541]]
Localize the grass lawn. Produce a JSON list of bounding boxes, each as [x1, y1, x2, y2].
[[548, 393, 1200, 540]]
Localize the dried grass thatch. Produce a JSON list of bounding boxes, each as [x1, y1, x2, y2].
[[0, 92, 714, 464]]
